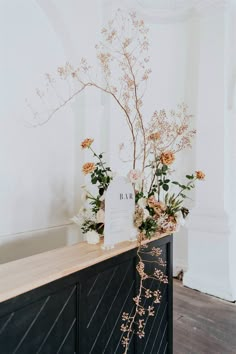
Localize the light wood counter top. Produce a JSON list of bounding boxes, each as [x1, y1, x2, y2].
[[0, 233, 169, 304]]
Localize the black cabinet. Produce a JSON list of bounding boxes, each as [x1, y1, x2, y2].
[[0, 236, 172, 354], [0, 286, 77, 354]]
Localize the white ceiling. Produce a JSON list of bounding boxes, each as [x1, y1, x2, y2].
[[136, 0, 227, 11]]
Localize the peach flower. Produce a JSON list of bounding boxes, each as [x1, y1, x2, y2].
[[82, 162, 95, 175], [153, 202, 167, 216], [147, 196, 166, 216], [147, 195, 158, 208], [148, 132, 160, 141], [81, 138, 94, 149], [160, 151, 175, 165], [195, 171, 205, 180]]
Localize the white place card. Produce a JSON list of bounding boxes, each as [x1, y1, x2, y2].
[[103, 176, 136, 248]]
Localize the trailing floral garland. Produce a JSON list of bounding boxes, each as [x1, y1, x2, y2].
[[28, 9, 205, 353]]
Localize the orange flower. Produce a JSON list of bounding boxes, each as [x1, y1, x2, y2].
[[160, 151, 175, 165], [147, 196, 166, 215], [82, 162, 95, 175], [154, 202, 167, 216], [148, 132, 160, 141], [195, 171, 205, 180], [81, 138, 94, 149]]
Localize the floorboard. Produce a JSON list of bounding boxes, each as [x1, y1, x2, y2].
[[173, 279, 236, 354]]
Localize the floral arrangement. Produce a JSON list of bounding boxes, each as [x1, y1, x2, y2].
[[71, 138, 113, 242], [28, 9, 205, 354], [72, 134, 204, 245]]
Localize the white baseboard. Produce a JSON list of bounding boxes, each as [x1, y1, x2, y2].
[[183, 272, 235, 302]]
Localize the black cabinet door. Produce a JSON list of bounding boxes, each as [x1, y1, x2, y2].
[[77, 236, 173, 354], [135, 239, 173, 354], [0, 285, 77, 354], [78, 257, 136, 354]]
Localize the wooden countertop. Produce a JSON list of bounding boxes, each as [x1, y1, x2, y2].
[[0, 233, 169, 304]]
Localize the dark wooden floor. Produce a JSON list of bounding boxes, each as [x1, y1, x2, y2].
[[173, 280, 236, 354]]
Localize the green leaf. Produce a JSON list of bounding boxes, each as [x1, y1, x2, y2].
[[162, 165, 168, 172], [186, 174, 194, 180], [163, 184, 169, 191], [172, 181, 180, 186], [165, 193, 169, 204]]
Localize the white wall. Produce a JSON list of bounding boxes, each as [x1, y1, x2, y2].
[[0, 0, 105, 259], [183, 3, 236, 301]]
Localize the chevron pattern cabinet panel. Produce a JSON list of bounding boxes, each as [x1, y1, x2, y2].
[[79, 259, 136, 354], [0, 285, 77, 354], [0, 235, 172, 354]]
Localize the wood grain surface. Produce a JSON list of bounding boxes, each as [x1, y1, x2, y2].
[[0, 233, 169, 303]]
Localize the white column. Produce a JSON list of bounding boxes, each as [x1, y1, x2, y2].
[[183, 4, 235, 301]]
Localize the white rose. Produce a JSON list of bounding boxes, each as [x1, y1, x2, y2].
[[96, 209, 105, 223], [85, 230, 100, 244], [127, 169, 144, 184], [107, 171, 116, 178], [137, 197, 147, 209]]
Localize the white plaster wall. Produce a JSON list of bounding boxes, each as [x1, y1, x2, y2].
[[183, 4, 236, 301], [0, 0, 104, 260], [225, 2, 236, 300]]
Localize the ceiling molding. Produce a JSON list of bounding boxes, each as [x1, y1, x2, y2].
[[117, 0, 230, 23]]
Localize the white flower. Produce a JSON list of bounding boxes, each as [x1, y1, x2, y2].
[[85, 230, 100, 244], [96, 209, 105, 223], [127, 169, 144, 184], [138, 197, 147, 209], [143, 208, 150, 220], [71, 207, 96, 226], [107, 170, 116, 178]]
